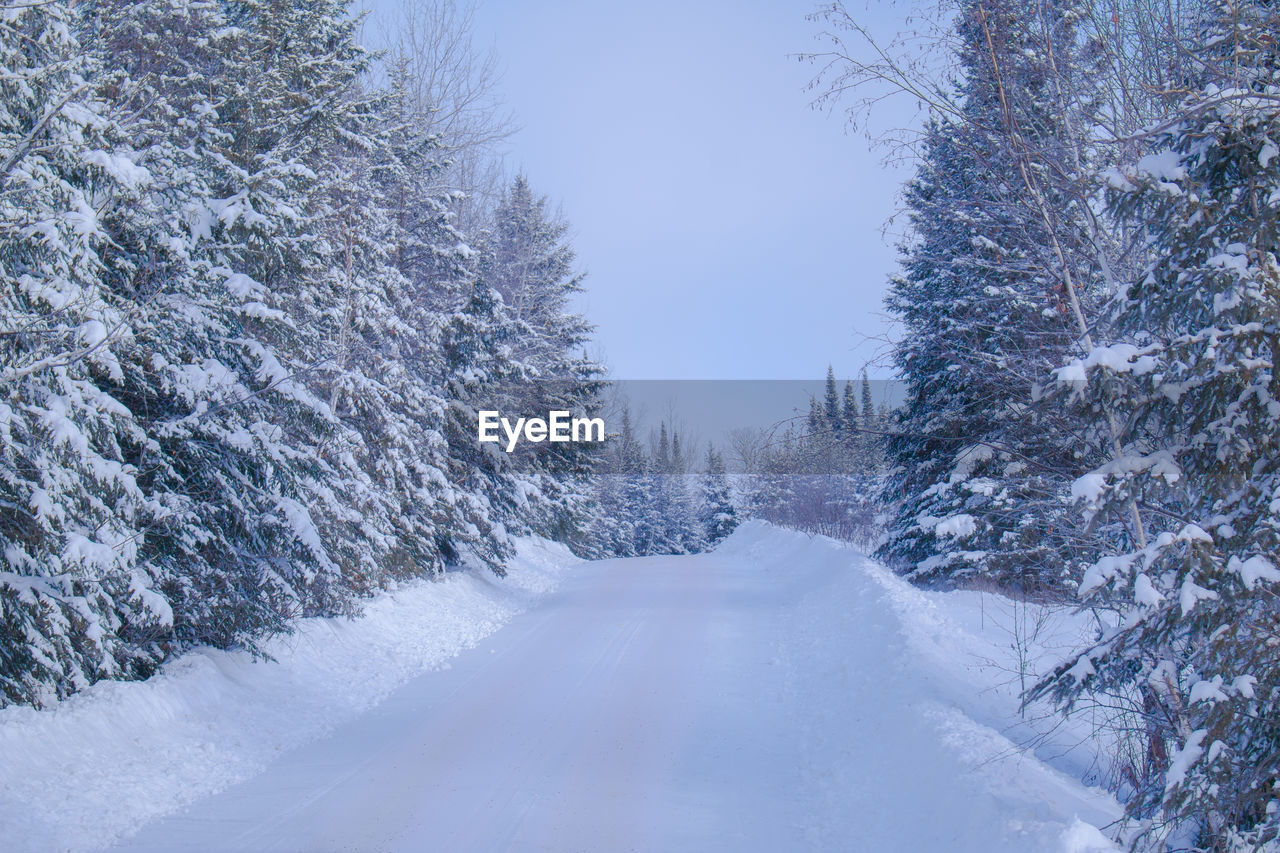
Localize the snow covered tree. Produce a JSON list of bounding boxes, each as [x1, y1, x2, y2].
[[823, 365, 842, 437], [70, 0, 314, 659], [439, 278, 523, 573], [840, 379, 859, 441], [0, 0, 611, 709], [161, 0, 388, 625], [700, 446, 737, 547], [669, 431, 702, 552], [649, 422, 684, 553], [0, 0, 174, 706], [482, 174, 590, 372], [478, 174, 605, 546], [1032, 2, 1280, 845], [650, 425, 700, 554], [591, 406, 657, 557], [309, 61, 515, 583], [876, 0, 1105, 594]]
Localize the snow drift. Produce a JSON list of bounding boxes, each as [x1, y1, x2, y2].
[[0, 537, 580, 852]]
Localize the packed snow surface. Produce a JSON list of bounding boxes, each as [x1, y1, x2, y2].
[[1, 523, 1121, 852]]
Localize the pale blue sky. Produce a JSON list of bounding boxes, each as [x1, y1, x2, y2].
[[362, 1, 916, 379]]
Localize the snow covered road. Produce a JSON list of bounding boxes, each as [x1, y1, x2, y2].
[[102, 525, 1120, 852], [1, 524, 1123, 851], [114, 546, 810, 851]]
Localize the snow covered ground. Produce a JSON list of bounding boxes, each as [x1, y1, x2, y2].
[[1, 523, 1123, 852], [0, 537, 580, 852]]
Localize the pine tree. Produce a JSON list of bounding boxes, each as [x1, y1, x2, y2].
[[0, 0, 610, 708], [75, 0, 336, 656], [823, 365, 842, 437], [375, 58, 530, 576], [482, 174, 589, 364], [700, 445, 737, 547], [669, 430, 701, 553], [860, 372, 875, 436], [591, 406, 652, 557], [620, 410, 657, 556], [181, 0, 382, 621], [1033, 2, 1280, 844], [440, 278, 523, 573], [877, 0, 1103, 594], [479, 174, 605, 546], [0, 0, 168, 706], [650, 422, 683, 553], [806, 395, 823, 440], [857, 371, 882, 470], [841, 379, 859, 441]]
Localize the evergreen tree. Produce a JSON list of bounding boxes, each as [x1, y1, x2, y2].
[[860, 372, 875, 436], [440, 279, 522, 572], [181, 0, 381, 622], [876, 0, 1103, 594], [78, 0, 345, 655], [841, 379, 859, 441], [1033, 2, 1280, 844], [823, 365, 842, 436], [806, 395, 823, 440], [668, 430, 700, 553], [650, 422, 684, 553], [479, 174, 605, 546], [357, 60, 493, 579], [482, 174, 588, 365], [591, 406, 653, 558], [0, 0, 167, 705], [857, 371, 881, 466], [0, 0, 611, 708], [700, 445, 737, 547], [670, 430, 685, 474], [620, 411, 657, 556]]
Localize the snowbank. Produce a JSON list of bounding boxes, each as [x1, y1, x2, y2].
[[0, 537, 581, 852]]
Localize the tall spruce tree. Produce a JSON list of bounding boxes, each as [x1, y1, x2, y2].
[[1032, 1, 1280, 845], [182, 0, 381, 621], [823, 365, 842, 437], [479, 174, 605, 546], [75, 0, 333, 657], [841, 379, 859, 440], [858, 371, 882, 468], [860, 372, 875, 435], [650, 422, 685, 553], [0, 0, 170, 706], [877, 0, 1103, 593]]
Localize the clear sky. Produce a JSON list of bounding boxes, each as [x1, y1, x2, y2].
[[361, 1, 917, 380]]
